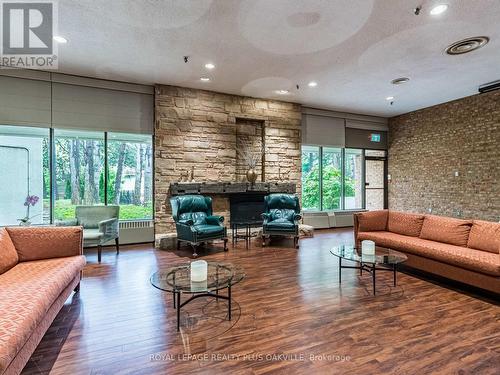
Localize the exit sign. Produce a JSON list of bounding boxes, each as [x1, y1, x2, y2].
[[370, 133, 381, 142]]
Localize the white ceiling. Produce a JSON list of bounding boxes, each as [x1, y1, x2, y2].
[[56, 0, 500, 117]]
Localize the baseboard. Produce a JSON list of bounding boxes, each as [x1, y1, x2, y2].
[[400, 265, 500, 305]]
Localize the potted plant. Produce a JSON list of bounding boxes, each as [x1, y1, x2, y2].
[[18, 195, 40, 226]]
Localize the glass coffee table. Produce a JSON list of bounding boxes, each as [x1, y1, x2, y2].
[[151, 261, 245, 331], [331, 244, 408, 295]]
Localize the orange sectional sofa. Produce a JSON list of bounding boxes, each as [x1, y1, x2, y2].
[[0, 227, 86, 375], [354, 210, 500, 294]]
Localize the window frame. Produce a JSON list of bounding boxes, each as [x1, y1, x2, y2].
[[106, 132, 154, 221], [0, 124, 154, 225], [301, 145, 321, 211], [301, 145, 387, 212], [0, 126, 51, 226]]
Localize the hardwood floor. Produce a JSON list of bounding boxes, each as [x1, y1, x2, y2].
[[22, 229, 499, 375]]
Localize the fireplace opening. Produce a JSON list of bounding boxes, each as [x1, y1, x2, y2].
[[229, 193, 266, 225]]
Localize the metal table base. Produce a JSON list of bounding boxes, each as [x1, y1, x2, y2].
[[338, 258, 399, 295], [172, 286, 232, 331]]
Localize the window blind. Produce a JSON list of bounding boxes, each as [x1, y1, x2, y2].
[[51, 83, 153, 134], [0, 76, 51, 127], [302, 114, 345, 147]]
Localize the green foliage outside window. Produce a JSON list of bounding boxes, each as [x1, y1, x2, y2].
[[301, 148, 356, 210], [301, 164, 355, 210], [51, 199, 152, 220]]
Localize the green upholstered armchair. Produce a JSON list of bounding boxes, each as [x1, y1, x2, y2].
[[262, 193, 301, 248], [56, 205, 120, 262], [170, 194, 228, 256]]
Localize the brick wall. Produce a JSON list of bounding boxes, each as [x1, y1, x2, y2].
[[388, 90, 500, 221], [154, 85, 302, 235]]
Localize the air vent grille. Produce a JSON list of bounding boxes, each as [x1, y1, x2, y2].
[[445, 36, 489, 55]]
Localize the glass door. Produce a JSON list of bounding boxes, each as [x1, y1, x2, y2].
[[364, 150, 386, 210]]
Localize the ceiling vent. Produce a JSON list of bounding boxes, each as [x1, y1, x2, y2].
[[478, 80, 500, 94], [445, 36, 489, 55]]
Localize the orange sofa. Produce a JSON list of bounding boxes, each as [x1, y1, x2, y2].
[[0, 227, 86, 375], [354, 210, 499, 294]]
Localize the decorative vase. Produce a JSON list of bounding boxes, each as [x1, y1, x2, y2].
[[246, 168, 257, 184], [19, 220, 31, 227]]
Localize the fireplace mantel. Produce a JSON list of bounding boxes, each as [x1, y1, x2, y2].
[[169, 182, 296, 196]]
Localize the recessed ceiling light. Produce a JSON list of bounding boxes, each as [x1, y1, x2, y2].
[[53, 36, 68, 43], [430, 4, 448, 15], [308, 81, 318, 87], [276, 89, 289, 94], [205, 63, 215, 70], [386, 96, 394, 101], [445, 36, 489, 55], [391, 77, 410, 85], [200, 77, 210, 82]]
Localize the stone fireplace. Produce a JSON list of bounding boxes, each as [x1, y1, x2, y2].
[[154, 85, 302, 235], [229, 192, 266, 225]]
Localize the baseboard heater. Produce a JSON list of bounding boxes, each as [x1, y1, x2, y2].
[[103, 220, 154, 245], [302, 210, 366, 229]]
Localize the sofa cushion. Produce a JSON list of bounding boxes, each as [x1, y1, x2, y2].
[[265, 218, 296, 231], [179, 212, 208, 225], [358, 231, 500, 276], [357, 210, 388, 232], [419, 215, 472, 247], [467, 220, 500, 254], [0, 229, 18, 275], [402, 237, 499, 277], [6, 226, 82, 262], [83, 228, 105, 241], [358, 231, 415, 251], [192, 224, 224, 236], [387, 211, 425, 237], [269, 208, 295, 222], [0, 256, 86, 373]]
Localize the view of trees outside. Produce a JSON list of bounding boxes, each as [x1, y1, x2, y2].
[[301, 146, 360, 211], [301, 146, 320, 210], [322, 147, 344, 210], [53, 130, 153, 220], [54, 130, 105, 219], [107, 132, 153, 219], [344, 149, 363, 209]]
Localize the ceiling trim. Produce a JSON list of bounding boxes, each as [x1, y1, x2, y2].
[[302, 106, 388, 124], [0, 69, 154, 95]]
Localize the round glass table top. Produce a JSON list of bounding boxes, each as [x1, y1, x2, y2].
[[150, 261, 245, 294], [330, 244, 408, 265]]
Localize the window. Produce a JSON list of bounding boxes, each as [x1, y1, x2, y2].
[[301, 146, 381, 211], [301, 145, 320, 210], [322, 147, 342, 210], [0, 126, 50, 226], [344, 148, 363, 209], [107, 133, 153, 220], [54, 130, 105, 220]]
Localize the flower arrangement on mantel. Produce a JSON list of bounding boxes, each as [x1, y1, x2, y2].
[[236, 139, 266, 184], [18, 195, 40, 226]]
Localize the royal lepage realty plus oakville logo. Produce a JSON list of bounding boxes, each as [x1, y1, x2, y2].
[[1, 0, 58, 69]]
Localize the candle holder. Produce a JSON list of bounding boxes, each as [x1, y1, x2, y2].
[[361, 240, 375, 255], [190, 260, 208, 282]]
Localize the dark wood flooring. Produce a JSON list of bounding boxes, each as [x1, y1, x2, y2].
[[22, 229, 500, 375]]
